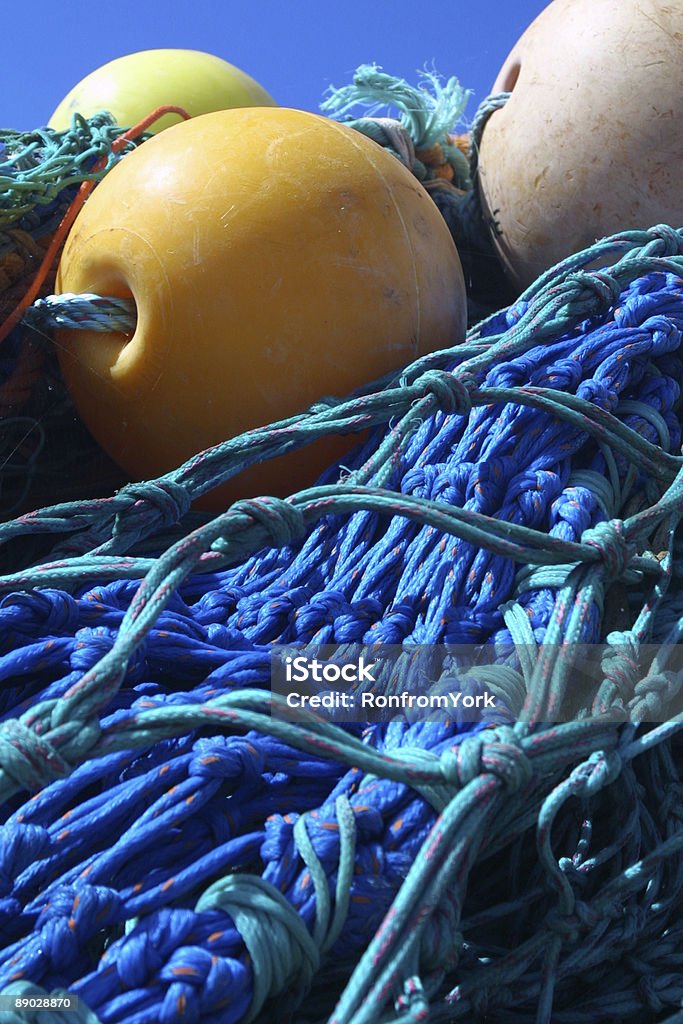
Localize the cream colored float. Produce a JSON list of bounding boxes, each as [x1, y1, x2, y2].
[[477, 0, 683, 293]]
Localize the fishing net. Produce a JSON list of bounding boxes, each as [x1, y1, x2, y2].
[[0, 68, 681, 1024]]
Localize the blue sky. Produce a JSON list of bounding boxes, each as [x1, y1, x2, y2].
[[4, 0, 549, 131]]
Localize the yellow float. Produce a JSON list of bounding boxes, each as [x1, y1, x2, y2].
[[55, 106, 467, 504], [48, 49, 275, 134]]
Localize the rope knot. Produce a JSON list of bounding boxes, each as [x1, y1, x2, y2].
[[0, 719, 72, 792], [568, 749, 622, 797], [581, 518, 632, 578], [630, 670, 682, 721], [0, 823, 51, 896], [637, 974, 666, 1014], [116, 479, 192, 530], [413, 369, 475, 415], [647, 223, 683, 256], [440, 726, 532, 793], [196, 873, 320, 1023], [544, 908, 581, 945], [567, 269, 622, 312], [229, 496, 306, 549]]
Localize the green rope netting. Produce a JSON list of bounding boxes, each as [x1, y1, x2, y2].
[[0, 112, 135, 228]]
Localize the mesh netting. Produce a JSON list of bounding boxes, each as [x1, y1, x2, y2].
[[0, 76, 681, 1024]]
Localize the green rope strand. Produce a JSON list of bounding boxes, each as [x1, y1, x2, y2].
[[0, 114, 136, 227]]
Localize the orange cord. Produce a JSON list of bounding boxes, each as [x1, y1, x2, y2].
[[0, 104, 192, 347]]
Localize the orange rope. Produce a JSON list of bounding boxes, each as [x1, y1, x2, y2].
[[0, 104, 192, 347]]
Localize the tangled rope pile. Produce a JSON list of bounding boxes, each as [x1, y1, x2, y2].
[[0, 74, 682, 1024]]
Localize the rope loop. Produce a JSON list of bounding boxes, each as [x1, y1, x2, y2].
[[594, 630, 641, 713]]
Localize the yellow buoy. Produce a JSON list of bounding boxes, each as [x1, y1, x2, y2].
[[55, 107, 467, 505], [48, 48, 275, 134]]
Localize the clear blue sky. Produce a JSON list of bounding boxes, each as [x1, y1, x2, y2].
[[4, 0, 549, 131]]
